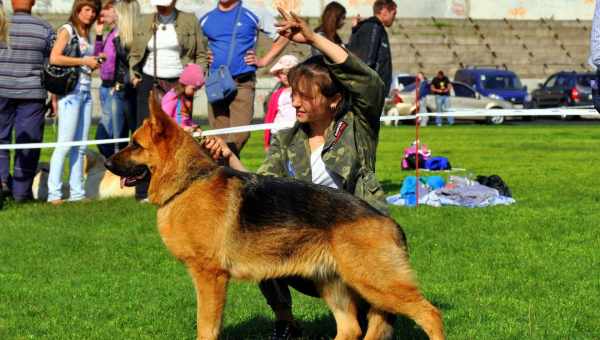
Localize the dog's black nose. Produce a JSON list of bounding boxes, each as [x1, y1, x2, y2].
[[104, 159, 113, 170]]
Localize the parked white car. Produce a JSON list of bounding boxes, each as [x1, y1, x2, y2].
[[387, 80, 515, 125]]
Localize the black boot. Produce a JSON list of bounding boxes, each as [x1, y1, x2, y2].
[[270, 320, 302, 340]]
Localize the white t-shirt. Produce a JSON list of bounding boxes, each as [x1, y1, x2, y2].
[[272, 88, 296, 134], [60, 24, 93, 91], [310, 144, 341, 189], [142, 23, 184, 79]]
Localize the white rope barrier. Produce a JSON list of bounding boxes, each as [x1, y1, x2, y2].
[[0, 107, 598, 150]]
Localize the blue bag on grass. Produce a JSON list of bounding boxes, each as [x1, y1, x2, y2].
[[425, 157, 452, 171]]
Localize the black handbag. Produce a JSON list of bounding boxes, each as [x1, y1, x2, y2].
[[42, 24, 81, 95]]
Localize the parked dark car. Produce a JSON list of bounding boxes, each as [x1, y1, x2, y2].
[[527, 72, 594, 108], [454, 68, 528, 105]]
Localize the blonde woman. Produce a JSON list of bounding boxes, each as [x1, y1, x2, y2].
[[47, 0, 102, 204], [93, 0, 140, 158], [113, 0, 140, 137]]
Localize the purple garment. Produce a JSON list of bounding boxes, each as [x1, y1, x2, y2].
[[94, 28, 118, 82]]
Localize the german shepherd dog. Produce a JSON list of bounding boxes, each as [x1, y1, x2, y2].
[[104, 94, 445, 340]]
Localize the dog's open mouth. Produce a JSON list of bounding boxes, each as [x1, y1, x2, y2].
[[120, 167, 150, 188]]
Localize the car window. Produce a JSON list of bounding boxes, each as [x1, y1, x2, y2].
[[555, 75, 572, 88], [397, 76, 416, 87], [544, 75, 557, 88], [577, 75, 593, 87], [482, 74, 523, 90], [452, 83, 476, 98]]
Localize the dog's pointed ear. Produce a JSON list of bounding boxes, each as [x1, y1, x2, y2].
[[148, 89, 174, 137]]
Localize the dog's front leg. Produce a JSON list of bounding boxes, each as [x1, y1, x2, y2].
[[188, 267, 229, 340]]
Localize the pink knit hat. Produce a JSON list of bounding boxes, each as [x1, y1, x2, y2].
[[179, 64, 205, 89]]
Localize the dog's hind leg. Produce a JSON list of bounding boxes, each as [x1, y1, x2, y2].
[[345, 269, 443, 340], [332, 224, 445, 340], [319, 278, 362, 340], [188, 266, 230, 340], [363, 308, 395, 340]]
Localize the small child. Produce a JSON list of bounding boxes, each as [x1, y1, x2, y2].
[[161, 63, 205, 132], [264, 54, 299, 150]]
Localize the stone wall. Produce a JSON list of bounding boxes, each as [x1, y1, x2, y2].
[[5, 0, 598, 20]]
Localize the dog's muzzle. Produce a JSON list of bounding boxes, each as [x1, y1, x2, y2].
[[104, 159, 150, 188]]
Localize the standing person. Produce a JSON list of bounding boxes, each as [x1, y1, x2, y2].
[[112, 0, 140, 138], [128, 0, 206, 201], [416, 71, 429, 127], [430, 70, 453, 126], [310, 1, 346, 56], [347, 0, 397, 96], [0, 0, 54, 202], [47, 0, 102, 205], [263, 54, 298, 150], [94, 0, 127, 158], [590, 0, 600, 113], [199, 0, 289, 158], [203, 10, 392, 339]]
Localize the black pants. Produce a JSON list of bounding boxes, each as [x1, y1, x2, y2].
[[259, 277, 319, 311], [134, 74, 177, 199]]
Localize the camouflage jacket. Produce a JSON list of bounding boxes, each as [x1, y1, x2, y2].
[[257, 54, 388, 215]]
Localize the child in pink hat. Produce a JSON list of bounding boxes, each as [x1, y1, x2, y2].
[[264, 55, 299, 150], [161, 63, 205, 131]]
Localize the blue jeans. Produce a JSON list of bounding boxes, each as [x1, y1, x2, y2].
[[435, 95, 453, 125], [96, 85, 126, 158], [47, 87, 92, 202]]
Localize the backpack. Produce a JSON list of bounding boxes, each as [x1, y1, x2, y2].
[[401, 144, 431, 170], [476, 175, 512, 197]]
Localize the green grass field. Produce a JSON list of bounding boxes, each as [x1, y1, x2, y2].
[[1, 123, 599, 339]]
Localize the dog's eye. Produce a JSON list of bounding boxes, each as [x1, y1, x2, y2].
[[131, 140, 142, 149]]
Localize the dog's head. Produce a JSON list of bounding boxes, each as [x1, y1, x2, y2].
[[105, 90, 215, 204]]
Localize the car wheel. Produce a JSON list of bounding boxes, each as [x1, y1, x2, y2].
[[486, 115, 504, 125]]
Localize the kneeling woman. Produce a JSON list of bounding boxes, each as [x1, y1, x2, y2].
[[203, 9, 388, 338]]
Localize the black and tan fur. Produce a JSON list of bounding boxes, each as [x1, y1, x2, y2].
[[104, 93, 445, 340]]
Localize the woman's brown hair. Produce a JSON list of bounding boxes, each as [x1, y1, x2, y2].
[[68, 0, 101, 36], [316, 1, 346, 45], [288, 56, 346, 115]]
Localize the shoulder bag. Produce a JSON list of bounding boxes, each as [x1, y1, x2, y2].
[[205, 3, 243, 104], [42, 23, 81, 95]]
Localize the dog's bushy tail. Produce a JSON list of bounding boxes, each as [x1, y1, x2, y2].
[[331, 218, 445, 340]]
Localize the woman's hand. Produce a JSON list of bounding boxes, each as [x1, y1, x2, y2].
[[82, 56, 100, 70], [275, 7, 315, 45], [244, 49, 258, 66], [202, 136, 233, 161], [132, 77, 142, 88]]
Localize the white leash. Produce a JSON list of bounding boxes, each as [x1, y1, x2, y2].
[[0, 108, 598, 150], [0, 122, 293, 150]]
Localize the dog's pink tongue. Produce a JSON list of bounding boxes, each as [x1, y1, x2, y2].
[[120, 177, 126, 189]]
